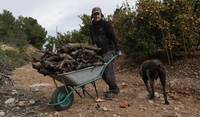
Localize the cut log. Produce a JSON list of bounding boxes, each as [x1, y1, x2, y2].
[[67, 43, 101, 51], [32, 43, 104, 75]]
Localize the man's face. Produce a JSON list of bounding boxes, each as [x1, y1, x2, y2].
[[93, 12, 102, 22]]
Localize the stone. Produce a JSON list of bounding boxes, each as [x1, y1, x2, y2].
[[18, 101, 26, 107], [100, 107, 112, 111], [112, 114, 120, 117], [175, 112, 181, 117], [30, 83, 52, 92], [11, 89, 18, 95], [155, 92, 160, 98], [29, 99, 36, 105], [5, 98, 15, 105], [54, 111, 60, 116], [148, 100, 154, 104], [121, 82, 128, 88], [95, 98, 105, 102], [0, 110, 5, 117], [119, 100, 130, 108]]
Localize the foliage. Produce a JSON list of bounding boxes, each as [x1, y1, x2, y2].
[[0, 55, 12, 85], [0, 54, 12, 73], [48, 14, 92, 48], [79, 14, 92, 43], [18, 16, 47, 48], [0, 10, 28, 47], [0, 49, 29, 69], [0, 9, 46, 73], [51, 14, 117, 48], [112, 0, 200, 62], [39, 0, 200, 64], [0, 10, 47, 49]]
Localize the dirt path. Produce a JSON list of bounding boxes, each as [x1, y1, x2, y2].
[[10, 59, 200, 117]]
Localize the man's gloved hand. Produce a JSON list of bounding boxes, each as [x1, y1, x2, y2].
[[115, 47, 122, 56], [116, 50, 122, 56]]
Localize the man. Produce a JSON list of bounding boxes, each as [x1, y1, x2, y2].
[[89, 7, 121, 99]]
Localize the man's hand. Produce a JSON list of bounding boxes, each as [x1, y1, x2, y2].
[[117, 50, 122, 56]]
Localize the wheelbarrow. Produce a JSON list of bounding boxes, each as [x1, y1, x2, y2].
[[48, 54, 118, 111]]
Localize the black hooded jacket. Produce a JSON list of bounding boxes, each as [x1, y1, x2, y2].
[[89, 19, 119, 54]]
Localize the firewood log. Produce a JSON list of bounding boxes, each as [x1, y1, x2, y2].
[[32, 43, 104, 75]]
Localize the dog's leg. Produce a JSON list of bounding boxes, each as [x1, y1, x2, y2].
[[142, 76, 150, 94], [159, 70, 169, 104], [147, 70, 155, 99], [149, 79, 155, 99]]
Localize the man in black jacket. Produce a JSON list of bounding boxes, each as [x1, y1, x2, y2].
[[89, 7, 121, 99]]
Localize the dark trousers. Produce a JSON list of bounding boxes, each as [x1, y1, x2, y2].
[[102, 51, 119, 91]]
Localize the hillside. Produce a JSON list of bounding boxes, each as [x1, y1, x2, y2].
[[0, 55, 200, 117]]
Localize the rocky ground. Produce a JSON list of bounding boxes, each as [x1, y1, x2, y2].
[[0, 56, 200, 117]]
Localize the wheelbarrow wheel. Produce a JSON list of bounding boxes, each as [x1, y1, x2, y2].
[[51, 86, 74, 111]]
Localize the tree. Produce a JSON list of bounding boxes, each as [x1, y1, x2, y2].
[[78, 14, 91, 43], [53, 14, 92, 46], [0, 10, 16, 43], [112, 0, 200, 63], [19, 17, 47, 48]]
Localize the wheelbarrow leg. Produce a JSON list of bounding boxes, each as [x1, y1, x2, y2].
[[52, 79, 58, 88], [81, 87, 95, 99], [71, 87, 84, 98], [91, 82, 98, 98], [81, 82, 99, 99], [81, 86, 86, 96]]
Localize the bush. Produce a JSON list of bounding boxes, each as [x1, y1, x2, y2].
[[112, 0, 200, 63], [0, 49, 29, 69], [0, 55, 12, 85]]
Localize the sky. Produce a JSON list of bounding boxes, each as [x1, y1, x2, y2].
[[0, 0, 136, 36]]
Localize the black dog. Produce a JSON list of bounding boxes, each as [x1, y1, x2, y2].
[[139, 59, 169, 104]]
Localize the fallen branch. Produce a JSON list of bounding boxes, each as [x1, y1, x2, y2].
[[0, 72, 14, 86]]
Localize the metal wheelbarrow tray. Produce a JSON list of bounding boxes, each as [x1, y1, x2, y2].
[[48, 54, 118, 111]]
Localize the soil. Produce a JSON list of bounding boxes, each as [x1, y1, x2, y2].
[[1, 56, 200, 117]]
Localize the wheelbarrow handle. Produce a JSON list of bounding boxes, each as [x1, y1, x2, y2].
[[104, 54, 119, 67], [99, 54, 119, 76]]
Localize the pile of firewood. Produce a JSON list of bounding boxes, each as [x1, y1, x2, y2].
[[32, 43, 104, 75]]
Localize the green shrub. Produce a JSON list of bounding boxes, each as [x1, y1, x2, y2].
[[0, 54, 12, 85], [0, 49, 29, 69], [112, 0, 200, 63]]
